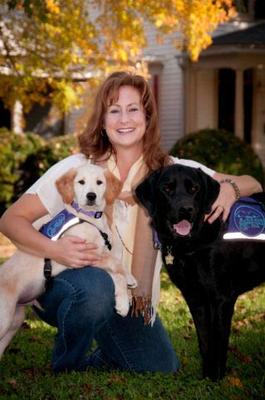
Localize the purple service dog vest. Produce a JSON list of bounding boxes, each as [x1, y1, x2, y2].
[[39, 202, 103, 240], [223, 197, 265, 240], [39, 209, 81, 240]]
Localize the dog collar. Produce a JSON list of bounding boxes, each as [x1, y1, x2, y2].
[[71, 201, 103, 219]]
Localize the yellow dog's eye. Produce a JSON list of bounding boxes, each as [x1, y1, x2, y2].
[[97, 180, 103, 185], [78, 179, 85, 185]]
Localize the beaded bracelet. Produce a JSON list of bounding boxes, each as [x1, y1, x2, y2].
[[219, 178, 241, 200]]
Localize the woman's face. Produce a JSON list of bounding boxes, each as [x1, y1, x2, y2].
[[104, 85, 146, 154]]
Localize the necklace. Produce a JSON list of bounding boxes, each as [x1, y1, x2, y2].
[[115, 224, 133, 255]]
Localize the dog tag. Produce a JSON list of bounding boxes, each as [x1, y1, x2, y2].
[[165, 251, 174, 265]]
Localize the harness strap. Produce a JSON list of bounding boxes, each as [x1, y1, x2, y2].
[[44, 258, 53, 290], [152, 227, 161, 250], [99, 230, 112, 251], [56, 219, 112, 250]]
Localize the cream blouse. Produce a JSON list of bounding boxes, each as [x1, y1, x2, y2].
[[26, 153, 215, 318]]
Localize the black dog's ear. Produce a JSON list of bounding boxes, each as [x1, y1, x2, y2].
[[134, 169, 162, 217], [197, 168, 220, 214]]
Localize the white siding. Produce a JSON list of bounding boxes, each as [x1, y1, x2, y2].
[[143, 21, 244, 152], [144, 25, 184, 152]]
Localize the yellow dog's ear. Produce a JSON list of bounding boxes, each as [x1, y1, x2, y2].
[[104, 170, 123, 204], [55, 168, 77, 204]]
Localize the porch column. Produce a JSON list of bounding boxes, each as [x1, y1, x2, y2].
[[11, 100, 24, 135], [235, 68, 244, 139], [185, 67, 197, 133]]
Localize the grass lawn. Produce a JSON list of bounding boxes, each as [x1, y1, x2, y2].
[[0, 264, 265, 400]]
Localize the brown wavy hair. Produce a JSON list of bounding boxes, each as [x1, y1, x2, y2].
[[78, 71, 170, 171]]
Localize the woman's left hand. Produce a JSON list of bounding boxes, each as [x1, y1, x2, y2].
[[205, 171, 262, 224], [205, 180, 237, 224]]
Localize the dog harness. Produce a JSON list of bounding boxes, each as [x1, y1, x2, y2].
[[223, 196, 265, 240], [39, 202, 112, 288]]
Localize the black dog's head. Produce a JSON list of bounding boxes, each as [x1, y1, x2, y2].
[[135, 164, 220, 241]]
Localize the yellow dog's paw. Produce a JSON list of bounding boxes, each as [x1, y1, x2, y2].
[[115, 298, 130, 317]]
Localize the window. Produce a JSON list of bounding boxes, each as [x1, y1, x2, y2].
[[235, 0, 265, 20], [0, 100, 11, 129], [218, 69, 235, 134], [254, 0, 265, 19]]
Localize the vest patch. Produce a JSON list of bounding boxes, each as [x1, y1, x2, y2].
[[40, 209, 79, 240], [223, 197, 265, 240]]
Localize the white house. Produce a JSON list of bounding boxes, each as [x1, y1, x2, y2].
[[1, 0, 265, 165], [143, 0, 265, 166]]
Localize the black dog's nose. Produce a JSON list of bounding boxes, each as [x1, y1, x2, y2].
[[86, 192, 97, 203], [179, 206, 194, 219]]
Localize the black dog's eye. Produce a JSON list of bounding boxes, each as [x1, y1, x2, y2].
[[163, 182, 175, 193], [188, 184, 199, 194], [78, 179, 85, 185], [97, 180, 103, 185]]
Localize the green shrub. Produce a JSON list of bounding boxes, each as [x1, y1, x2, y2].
[[0, 128, 44, 209], [170, 128, 265, 185], [37, 134, 78, 173], [0, 129, 78, 214]]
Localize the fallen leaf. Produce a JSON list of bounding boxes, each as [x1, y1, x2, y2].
[[227, 376, 244, 388]]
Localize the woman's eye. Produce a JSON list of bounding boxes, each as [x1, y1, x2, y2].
[[109, 109, 119, 114], [129, 108, 138, 112], [78, 179, 85, 185], [97, 180, 103, 185]]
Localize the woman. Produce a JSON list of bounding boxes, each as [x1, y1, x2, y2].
[[0, 71, 262, 373]]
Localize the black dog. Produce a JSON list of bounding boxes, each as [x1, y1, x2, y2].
[[135, 164, 265, 381]]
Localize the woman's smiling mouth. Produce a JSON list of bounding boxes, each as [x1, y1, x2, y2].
[[117, 128, 135, 135]]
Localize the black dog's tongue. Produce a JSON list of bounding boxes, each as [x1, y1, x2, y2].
[[173, 220, 192, 236]]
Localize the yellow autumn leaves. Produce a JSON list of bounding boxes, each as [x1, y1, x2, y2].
[[0, 0, 236, 112], [151, 0, 236, 60]]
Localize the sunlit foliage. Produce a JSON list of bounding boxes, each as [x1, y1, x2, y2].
[[0, 0, 236, 111]]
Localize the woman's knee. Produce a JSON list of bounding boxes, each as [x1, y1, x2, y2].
[[71, 267, 116, 320], [38, 266, 116, 324]]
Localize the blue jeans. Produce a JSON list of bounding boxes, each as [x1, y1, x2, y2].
[[36, 266, 180, 373]]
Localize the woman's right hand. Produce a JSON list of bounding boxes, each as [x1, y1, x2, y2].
[[50, 236, 101, 268]]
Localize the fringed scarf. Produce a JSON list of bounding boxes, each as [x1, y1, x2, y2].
[[130, 205, 158, 324], [95, 156, 158, 325]]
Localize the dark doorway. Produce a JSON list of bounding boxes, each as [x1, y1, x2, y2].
[[255, 0, 265, 19], [0, 100, 11, 129], [218, 68, 235, 133], [243, 68, 253, 144], [24, 102, 64, 138]]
